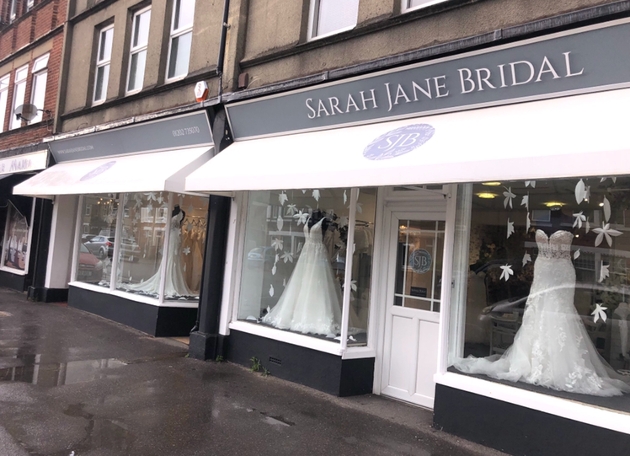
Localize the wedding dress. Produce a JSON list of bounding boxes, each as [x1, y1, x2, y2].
[[454, 229, 630, 396], [262, 218, 343, 335], [124, 212, 193, 298]]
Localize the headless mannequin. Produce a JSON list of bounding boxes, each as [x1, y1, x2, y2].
[[308, 209, 329, 240], [172, 205, 186, 224]]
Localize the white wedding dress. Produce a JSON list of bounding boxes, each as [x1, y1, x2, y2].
[[124, 212, 193, 298], [262, 218, 343, 335], [454, 229, 630, 396]]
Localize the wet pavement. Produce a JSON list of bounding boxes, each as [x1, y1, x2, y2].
[[0, 288, 506, 456]]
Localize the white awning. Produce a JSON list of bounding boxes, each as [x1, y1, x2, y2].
[[186, 88, 630, 192], [15, 147, 212, 197]]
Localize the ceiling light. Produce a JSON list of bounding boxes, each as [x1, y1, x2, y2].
[[477, 192, 498, 199], [481, 182, 501, 186], [543, 201, 565, 208]]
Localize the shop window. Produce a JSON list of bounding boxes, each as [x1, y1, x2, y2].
[[10, 65, 28, 130], [126, 6, 151, 94], [308, 0, 359, 40], [1, 202, 31, 273], [74, 192, 207, 301], [401, 0, 448, 13], [0, 74, 9, 133], [93, 25, 114, 104], [166, 0, 195, 81], [237, 188, 376, 345], [29, 53, 49, 124], [449, 177, 630, 411]]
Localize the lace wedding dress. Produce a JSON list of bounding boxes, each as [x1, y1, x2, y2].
[[124, 212, 193, 298], [262, 218, 343, 335], [454, 229, 630, 396]]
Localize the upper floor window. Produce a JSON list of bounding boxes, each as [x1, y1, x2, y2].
[[308, 0, 359, 40], [27, 0, 35, 11], [402, 0, 448, 13], [30, 53, 49, 124], [126, 6, 151, 94], [10, 65, 28, 130], [93, 25, 114, 104], [9, 0, 18, 22], [166, 0, 195, 81], [0, 75, 9, 133]]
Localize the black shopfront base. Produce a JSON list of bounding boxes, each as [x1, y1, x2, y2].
[[433, 384, 630, 456], [226, 329, 374, 397], [69, 286, 197, 337]]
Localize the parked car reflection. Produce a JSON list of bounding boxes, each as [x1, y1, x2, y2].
[[77, 244, 103, 283]]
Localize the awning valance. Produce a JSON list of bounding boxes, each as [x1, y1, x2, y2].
[[15, 147, 212, 197], [185, 88, 630, 192]]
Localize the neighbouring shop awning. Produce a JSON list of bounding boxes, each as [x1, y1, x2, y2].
[[186, 88, 630, 192], [14, 147, 212, 197]]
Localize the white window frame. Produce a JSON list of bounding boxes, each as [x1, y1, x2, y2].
[[27, 0, 34, 11], [29, 53, 49, 124], [0, 74, 9, 133], [126, 6, 151, 94], [165, 0, 195, 82], [10, 64, 28, 130], [401, 0, 449, 13], [93, 25, 114, 105], [307, 0, 359, 41], [9, 0, 17, 22]]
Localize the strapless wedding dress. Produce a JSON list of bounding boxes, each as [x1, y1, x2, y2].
[[454, 229, 630, 396], [262, 218, 343, 335]]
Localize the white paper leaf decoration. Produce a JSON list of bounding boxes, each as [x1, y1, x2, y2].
[[280, 251, 294, 263], [276, 214, 284, 231], [593, 223, 622, 247], [286, 204, 297, 215], [269, 284, 274, 297], [312, 189, 320, 202], [575, 179, 586, 204], [585, 217, 590, 234], [507, 219, 515, 238], [278, 192, 288, 206], [521, 193, 529, 211], [183, 264, 187, 272], [183, 247, 191, 255], [573, 249, 581, 260], [503, 187, 516, 209], [591, 303, 608, 323], [599, 262, 610, 283], [343, 190, 347, 205], [572, 211, 586, 229], [603, 196, 611, 223], [499, 264, 514, 281], [526, 212, 531, 232], [525, 180, 536, 188], [293, 210, 309, 226], [522, 253, 531, 267], [356, 202, 363, 214], [301, 190, 307, 194], [272, 265, 277, 275], [271, 238, 283, 251], [283, 278, 287, 287]]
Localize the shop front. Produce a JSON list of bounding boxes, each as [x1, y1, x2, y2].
[[187, 18, 630, 453], [0, 148, 51, 294], [14, 112, 214, 337]]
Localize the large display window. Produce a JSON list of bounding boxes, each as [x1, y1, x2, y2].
[[449, 177, 630, 411], [74, 192, 208, 301], [1, 201, 32, 273], [237, 188, 376, 345]]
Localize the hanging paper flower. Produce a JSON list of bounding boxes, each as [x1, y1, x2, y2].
[[293, 210, 309, 226], [522, 253, 531, 267], [182, 247, 191, 255], [525, 181, 536, 188], [271, 238, 283, 251], [278, 191, 288, 206], [506, 219, 515, 238], [591, 302, 608, 323], [286, 204, 297, 215], [573, 249, 581, 260], [312, 189, 321, 202], [342, 279, 358, 292], [575, 179, 587, 204], [599, 262, 610, 283], [603, 196, 611, 223], [276, 214, 284, 231], [592, 222, 622, 247], [499, 264, 514, 281], [280, 251, 294, 263], [572, 211, 586, 229], [503, 187, 516, 209], [145, 192, 157, 202], [521, 193, 529, 211], [269, 284, 275, 297]]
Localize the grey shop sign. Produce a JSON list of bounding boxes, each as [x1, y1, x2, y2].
[[50, 111, 213, 163], [226, 20, 630, 139]]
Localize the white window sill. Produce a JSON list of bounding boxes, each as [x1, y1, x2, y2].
[[69, 281, 199, 308], [434, 371, 630, 435], [0, 265, 27, 275], [402, 0, 449, 14]]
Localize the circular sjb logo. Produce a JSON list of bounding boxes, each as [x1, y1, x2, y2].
[[363, 124, 435, 160], [409, 249, 432, 274]]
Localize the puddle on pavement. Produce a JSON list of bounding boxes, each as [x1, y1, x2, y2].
[[0, 357, 126, 387], [261, 412, 295, 427]]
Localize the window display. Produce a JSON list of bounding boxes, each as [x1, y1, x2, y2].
[[238, 188, 375, 344], [2, 202, 30, 272], [450, 178, 630, 404], [75, 192, 207, 301]]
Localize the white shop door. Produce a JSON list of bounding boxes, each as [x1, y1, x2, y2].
[[381, 210, 446, 409]]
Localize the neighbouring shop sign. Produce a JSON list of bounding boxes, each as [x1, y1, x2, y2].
[[49, 111, 213, 163], [227, 20, 630, 139], [0, 150, 48, 176]]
